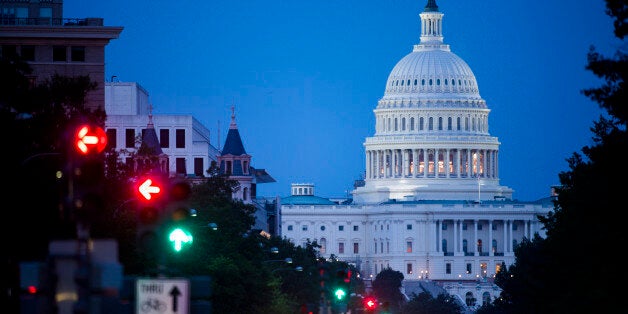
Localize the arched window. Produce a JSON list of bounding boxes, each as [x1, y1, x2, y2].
[[428, 117, 433, 130], [482, 292, 491, 306], [401, 117, 406, 131], [394, 118, 398, 131], [438, 117, 443, 130], [419, 117, 424, 131], [447, 117, 452, 130], [414, 79, 418, 85], [410, 117, 415, 130], [320, 238, 327, 254], [466, 292, 476, 307], [457, 117, 461, 130]]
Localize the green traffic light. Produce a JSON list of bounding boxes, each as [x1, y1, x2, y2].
[[168, 227, 193, 252], [334, 288, 346, 300]]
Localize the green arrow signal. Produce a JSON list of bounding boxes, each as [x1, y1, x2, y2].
[[334, 288, 346, 300], [168, 228, 193, 252]]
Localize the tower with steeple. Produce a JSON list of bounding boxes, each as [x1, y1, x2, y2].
[[217, 106, 255, 203], [133, 104, 169, 175]]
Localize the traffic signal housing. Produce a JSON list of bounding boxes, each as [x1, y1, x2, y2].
[[69, 123, 108, 223], [134, 174, 168, 257], [166, 180, 194, 253]]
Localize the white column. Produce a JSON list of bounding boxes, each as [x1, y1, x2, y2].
[[445, 148, 451, 178], [503, 221, 508, 253], [473, 220, 478, 256], [489, 220, 494, 256], [423, 149, 429, 177]]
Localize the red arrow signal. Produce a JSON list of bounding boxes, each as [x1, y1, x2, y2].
[[75, 125, 107, 154], [138, 178, 161, 200]]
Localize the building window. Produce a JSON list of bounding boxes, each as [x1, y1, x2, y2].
[[353, 242, 359, 254], [478, 224, 483, 230], [462, 223, 467, 230], [406, 241, 412, 253], [20, 45, 35, 61], [466, 263, 472, 274], [125, 129, 135, 148], [53, 46, 66, 62], [321, 225, 326, 231], [338, 242, 344, 254], [406, 224, 412, 230], [106, 129, 117, 149], [380, 242, 383, 253], [353, 225, 359, 231], [287, 225, 293, 231], [176, 158, 186, 175], [387, 241, 390, 253], [71, 46, 85, 62], [339, 225, 344, 231], [175, 129, 185, 148], [194, 158, 203, 176], [320, 238, 326, 254], [39, 7, 52, 18], [242, 187, 248, 200], [492, 239, 498, 253], [477, 239, 483, 254], [159, 129, 169, 148], [463, 239, 468, 253], [407, 263, 413, 275], [442, 223, 447, 230], [302, 225, 308, 231], [513, 223, 518, 230], [446, 263, 452, 274], [442, 239, 447, 253]]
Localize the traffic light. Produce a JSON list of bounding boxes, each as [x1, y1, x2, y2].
[[333, 267, 350, 302], [134, 174, 168, 256], [364, 296, 378, 311], [69, 123, 108, 222], [166, 180, 194, 253]]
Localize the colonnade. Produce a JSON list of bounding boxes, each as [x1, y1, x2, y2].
[[365, 147, 498, 180]]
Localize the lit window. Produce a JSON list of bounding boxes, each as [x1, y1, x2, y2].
[[406, 241, 413, 253]]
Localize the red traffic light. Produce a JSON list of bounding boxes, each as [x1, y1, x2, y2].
[[364, 296, 377, 310], [137, 178, 162, 201], [74, 124, 107, 154]]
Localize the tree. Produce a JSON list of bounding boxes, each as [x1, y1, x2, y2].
[[493, 0, 627, 313], [402, 292, 463, 314], [372, 267, 406, 312]]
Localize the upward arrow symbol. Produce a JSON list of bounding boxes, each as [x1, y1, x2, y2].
[[169, 286, 181, 312]]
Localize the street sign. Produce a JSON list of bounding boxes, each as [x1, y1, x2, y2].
[[136, 278, 189, 314]]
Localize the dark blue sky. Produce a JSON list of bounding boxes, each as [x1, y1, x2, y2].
[[65, 0, 618, 201]]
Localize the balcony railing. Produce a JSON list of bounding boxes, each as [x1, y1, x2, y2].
[[0, 17, 103, 26]]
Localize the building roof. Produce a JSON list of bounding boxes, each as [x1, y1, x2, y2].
[[281, 195, 337, 205], [221, 107, 247, 156]]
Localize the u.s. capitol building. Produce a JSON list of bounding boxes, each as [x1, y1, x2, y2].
[[279, 0, 553, 308]]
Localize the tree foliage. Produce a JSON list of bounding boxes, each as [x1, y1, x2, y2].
[[372, 267, 406, 312], [402, 292, 463, 314], [492, 1, 627, 313]]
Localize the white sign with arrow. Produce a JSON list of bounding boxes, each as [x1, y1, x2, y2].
[[136, 278, 189, 314]]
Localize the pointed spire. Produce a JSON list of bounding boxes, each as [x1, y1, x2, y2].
[[147, 103, 155, 128], [229, 104, 237, 130], [222, 104, 246, 155], [138, 103, 163, 156], [424, 0, 439, 12]]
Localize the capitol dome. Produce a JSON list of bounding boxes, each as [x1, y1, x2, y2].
[[353, 0, 513, 204]]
